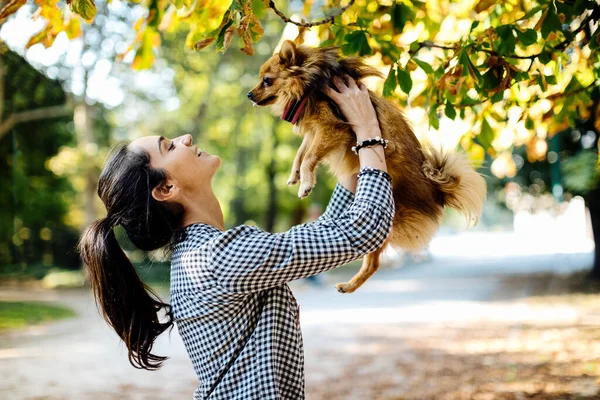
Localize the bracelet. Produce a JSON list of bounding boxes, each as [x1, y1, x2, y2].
[[351, 136, 388, 155]]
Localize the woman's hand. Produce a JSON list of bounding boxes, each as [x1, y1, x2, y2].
[[324, 75, 381, 141]]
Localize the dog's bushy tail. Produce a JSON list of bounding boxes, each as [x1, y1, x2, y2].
[[421, 144, 487, 226]]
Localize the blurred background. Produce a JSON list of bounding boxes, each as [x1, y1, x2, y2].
[[1, 0, 599, 399]]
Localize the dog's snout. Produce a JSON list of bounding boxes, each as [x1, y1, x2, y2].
[[247, 91, 254, 100]]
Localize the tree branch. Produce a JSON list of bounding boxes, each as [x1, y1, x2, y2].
[[0, 104, 73, 140], [411, 4, 600, 60], [268, 0, 355, 28]]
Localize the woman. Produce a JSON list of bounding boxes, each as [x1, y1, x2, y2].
[[79, 76, 394, 399]]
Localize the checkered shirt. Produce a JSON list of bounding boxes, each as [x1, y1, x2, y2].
[[169, 168, 394, 400]]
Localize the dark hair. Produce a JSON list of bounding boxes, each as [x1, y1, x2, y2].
[[78, 143, 184, 370]]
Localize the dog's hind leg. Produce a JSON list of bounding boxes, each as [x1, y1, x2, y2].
[[288, 133, 312, 186], [335, 245, 386, 294]]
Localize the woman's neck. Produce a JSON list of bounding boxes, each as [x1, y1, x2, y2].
[[180, 186, 225, 231]]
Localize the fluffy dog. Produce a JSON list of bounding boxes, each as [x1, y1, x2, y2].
[[248, 40, 487, 293]]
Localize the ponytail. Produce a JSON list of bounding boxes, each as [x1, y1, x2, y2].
[[78, 144, 183, 371], [79, 217, 173, 370]]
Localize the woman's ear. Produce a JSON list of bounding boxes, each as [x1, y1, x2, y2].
[[152, 182, 177, 203], [279, 40, 296, 66]]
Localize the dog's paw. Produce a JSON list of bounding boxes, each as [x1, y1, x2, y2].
[[287, 170, 300, 186], [298, 182, 314, 199], [335, 282, 356, 294]]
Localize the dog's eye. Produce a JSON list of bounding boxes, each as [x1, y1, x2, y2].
[[262, 77, 273, 87]]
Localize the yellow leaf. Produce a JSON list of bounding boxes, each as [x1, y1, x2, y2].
[[67, 0, 96, 21], [474, 0, 497, 13], [26, 25, 51, 48], [64, 18, 82, 39], [0, 0, 26, 21]]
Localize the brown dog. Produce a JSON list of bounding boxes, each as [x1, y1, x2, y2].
[[248, 40, 487, 293]]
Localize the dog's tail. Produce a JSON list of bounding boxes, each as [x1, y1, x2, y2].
[[421, 144, 487, 226]]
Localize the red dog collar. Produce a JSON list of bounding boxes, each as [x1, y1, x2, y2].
[[281, 96, 308, 125]]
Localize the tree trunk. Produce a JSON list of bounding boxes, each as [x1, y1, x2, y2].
[[73, 99, 97, 229], [588, 182, 600, 280], [265, 125, 279, 232]]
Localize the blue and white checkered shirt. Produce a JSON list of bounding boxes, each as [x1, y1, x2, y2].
[[170, 168, 394, 399]]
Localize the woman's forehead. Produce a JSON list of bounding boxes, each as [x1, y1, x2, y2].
[[129, 136, 162, 155]]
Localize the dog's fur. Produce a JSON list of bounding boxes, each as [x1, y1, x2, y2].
[[248, 40, 487, 293]]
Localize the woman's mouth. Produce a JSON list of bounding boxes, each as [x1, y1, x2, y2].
[[195, 147, 203, 157]]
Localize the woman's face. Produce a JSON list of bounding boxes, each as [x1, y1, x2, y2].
[[130, 134, 221, 196]]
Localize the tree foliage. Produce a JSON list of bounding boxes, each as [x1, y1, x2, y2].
[[0, 49, 79, 269], [2, 0, 599, 166]]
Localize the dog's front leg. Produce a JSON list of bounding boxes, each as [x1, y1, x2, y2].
[[297, 133, 337, 199], [288, 133, 312, 186]]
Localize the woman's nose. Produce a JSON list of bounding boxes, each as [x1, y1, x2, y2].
[[180, 134, 193, 146]]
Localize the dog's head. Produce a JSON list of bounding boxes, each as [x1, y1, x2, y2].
[[247, 40, 382, 116]]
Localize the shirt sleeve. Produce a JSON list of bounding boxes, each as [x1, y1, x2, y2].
[[316, 183, 355, 222], [210, 168, 395, 294]]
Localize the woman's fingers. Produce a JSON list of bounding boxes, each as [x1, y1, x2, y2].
[[358, 82, 367, 92], [344, 75, 358, 90], [332, 76, 348, 93], [324, 85, 341, 101]]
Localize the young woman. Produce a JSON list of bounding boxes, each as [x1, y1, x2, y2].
[[79, 76, 394, 399]]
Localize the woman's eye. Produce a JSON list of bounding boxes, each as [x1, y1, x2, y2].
[[262, 77, 272, 86], [168, 142, 175, 151]]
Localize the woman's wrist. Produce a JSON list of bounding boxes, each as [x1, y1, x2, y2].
[[354, 124, 382, 141]]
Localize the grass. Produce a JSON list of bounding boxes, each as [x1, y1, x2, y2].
[[0, 301, 76, 332]]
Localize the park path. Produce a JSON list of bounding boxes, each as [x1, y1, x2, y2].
[[0, 251, 595, 400]]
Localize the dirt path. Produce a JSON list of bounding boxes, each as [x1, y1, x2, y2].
[[1, 254, 599, 399]]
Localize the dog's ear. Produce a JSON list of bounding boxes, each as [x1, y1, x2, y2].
[[279, 40, 297, 66]]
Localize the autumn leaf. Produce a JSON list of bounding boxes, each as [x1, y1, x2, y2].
[[194, 37, 215, 51], [474, 0, 497, 13], [66, 0, 96, 21], [240, 31, 254, 55], [0, 0, 26, 21], [26, 25, 52, 48]]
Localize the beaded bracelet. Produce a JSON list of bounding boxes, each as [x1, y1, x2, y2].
[[351, 136, 388, 155]]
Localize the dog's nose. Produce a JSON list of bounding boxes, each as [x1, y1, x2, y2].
[[247, 91, 254, 99]]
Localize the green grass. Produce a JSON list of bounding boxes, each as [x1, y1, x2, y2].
[[0, 301, 76, 332]]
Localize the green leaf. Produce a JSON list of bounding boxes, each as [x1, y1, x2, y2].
[[541, 8, 562, 38], [496, 25, 516, 55], [215, 20, 234, 52], [482, 69, 500, 91], [445, 102, 456, 119], [341, 30, 372, 56], [490, 92, 504, 103], [428, 104, 440, 130], [409, 41, 420, 52], [458, 50, 471, 77], [383, 66, 397, 97], [470, 21, 480, 32], [513, 70, 529, 82], [396, 67, 412, 95], [478, 118, 494, 150], [413, 58, 433, 74], [538, 50, 552, 64], [516, 29, 538, 46], [392, 2, 415, 33], [545, 74, 557, 85], [525, 117, 534, 130]]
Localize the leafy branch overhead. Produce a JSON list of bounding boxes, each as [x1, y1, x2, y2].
[[2, 0, 600, 161]]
